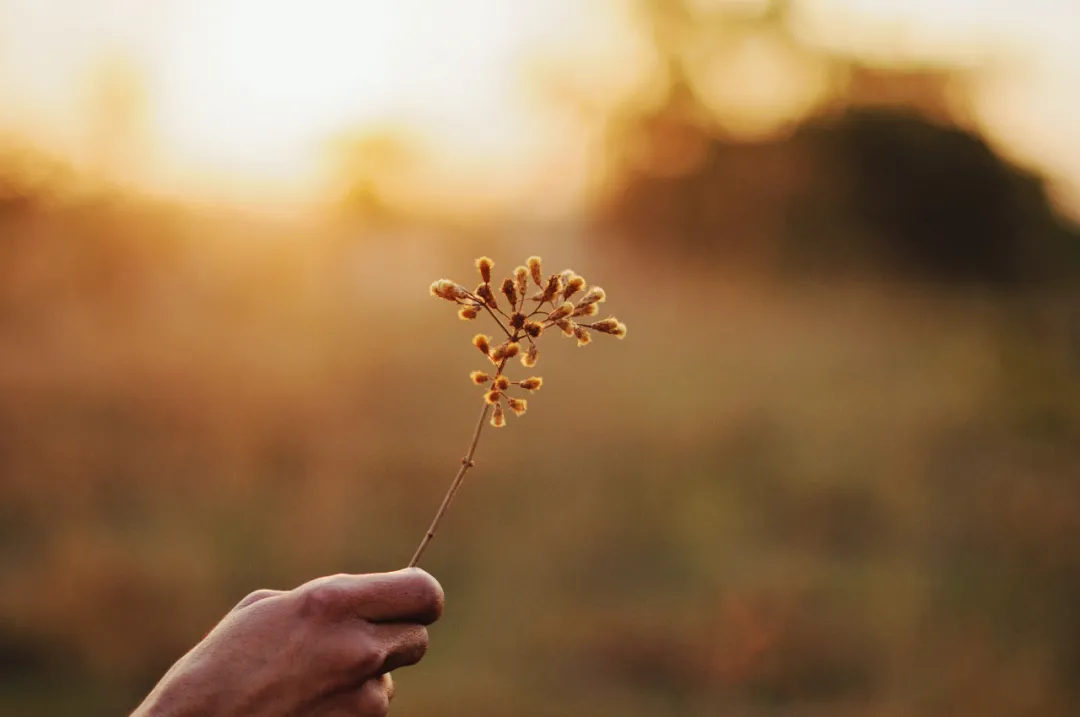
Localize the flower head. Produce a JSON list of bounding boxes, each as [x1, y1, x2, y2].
[[476, 256, 494, 284]]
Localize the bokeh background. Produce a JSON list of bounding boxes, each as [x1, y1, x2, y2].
[[2, 1, 1080, 715]]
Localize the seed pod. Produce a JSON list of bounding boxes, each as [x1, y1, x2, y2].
[[577, 286, 606, 307], [527, 256, 543, 286], [473, 334, 491, 356], [611, 322, 627, 339], [501, 278, 517, 306], [458, 304, 480, 320], [430, 279, 468, 302], [591, 318, 620, 333], [476, 256, 494, 284], [572, 302, 599, 317], [541, 274, 562, 302], [494, 376, 510, 390], [524, 321, 543, 338], [507, 397, 527, 416], [518, 377, 543, 392], [574, 325, 592, 347], [521, 343, 539, 367], [491, 341, 520, 361], [470, 371, 490, 384], [491, 402, 506, 427], [547, 301, 574, 322], [562, 274, 585, 300], [555, 318, 574, 336], [484, 389, 501, 405], [476, 283, 498, 310], [514, 266, 529, 297], [509, 312, 526, 330]]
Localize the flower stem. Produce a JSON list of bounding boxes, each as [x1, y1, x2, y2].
[[407, 400, 493, 567]]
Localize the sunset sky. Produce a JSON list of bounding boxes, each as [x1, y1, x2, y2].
[[0, 0, 1077, 217]]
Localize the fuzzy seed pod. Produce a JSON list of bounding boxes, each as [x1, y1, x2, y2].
[[578, 286, 606, 307], [514, 266, 529, 297], [541, 274, 562, 302], [509, 312, 526, 330], [547, 301, 574, 322], [458, 304, 480, 320], [476, 256, 494, 284], [521, 343, 539, 367], [527, 256, 543, 286], [591, 318, 620, 333], [470, 371, 490, 384], [555, 318, 574, 336], [574, 325, 592, 347], [492, 341, 520, 361], [494, 376, 510, 390], [611, 322, 627, 339], [507, 397, 527, 416], [430, 279, 468, 301], [491, 401, 506, 427], [562, 274, 585, 300], [475, 283, 498, 310], [473, 334, 491, 356], [572, 302, 599, 317], [518, 377, 543, 391], [524, 321, 543, 338], [484, 389, 501, 405], [501, 278, 517, 306]]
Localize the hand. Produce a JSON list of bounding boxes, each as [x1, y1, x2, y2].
[[132, 568, 444, 717]]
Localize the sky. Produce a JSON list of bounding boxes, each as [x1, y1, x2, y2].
[[0, 0, 1077, 217]]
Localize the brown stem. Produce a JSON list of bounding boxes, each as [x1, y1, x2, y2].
[[407, 391, 493, 567]]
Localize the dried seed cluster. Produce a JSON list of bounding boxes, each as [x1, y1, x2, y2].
[[430, 255, 627, 427]]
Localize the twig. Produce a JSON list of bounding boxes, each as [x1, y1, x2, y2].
[[407, 398, 492, 567]]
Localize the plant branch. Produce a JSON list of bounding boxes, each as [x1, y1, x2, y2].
[[407, 386, 493, 567]]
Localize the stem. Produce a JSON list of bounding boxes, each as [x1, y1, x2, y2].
[[407, 396, 492, 567]]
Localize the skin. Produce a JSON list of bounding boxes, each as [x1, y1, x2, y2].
[[132, 569, 444, 717]]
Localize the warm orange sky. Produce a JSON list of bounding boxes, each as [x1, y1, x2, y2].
[[0, 0, 1077, 218]]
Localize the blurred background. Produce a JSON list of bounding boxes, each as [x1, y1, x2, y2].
[[2, 0, 1079, 715]]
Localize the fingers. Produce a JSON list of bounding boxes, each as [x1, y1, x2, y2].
[[310, 676, 393, 717], [297, 568, 444, 625], [366, 622, 429, 673]]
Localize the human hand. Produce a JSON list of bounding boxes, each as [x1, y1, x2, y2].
[[132, 568, 444, 717]]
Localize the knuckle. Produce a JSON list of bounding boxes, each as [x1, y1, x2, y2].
[[235, 589, 277, 611], [296, 578, 347, 619]]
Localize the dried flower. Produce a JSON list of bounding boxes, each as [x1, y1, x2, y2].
[[562, 274, 585, 300], [527, 256, 543, 286], [578, 286, 606, 307], [507, 397, 527, 416], [574, 325, 592, 347], [501, 278, 517, 306], [476, 256, 494, 284], [413, 255, 627, 567], [518, 377, 543, 391], [491, 341, 520, 361], [547, 301, 574, 322], [476, 283, 498, 310], [521, 342, 539, 367], [514, 266, 529, 297], [572, 302, 599, 318], [430, 279, 468, 302], [541, 274, 562, 303]]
